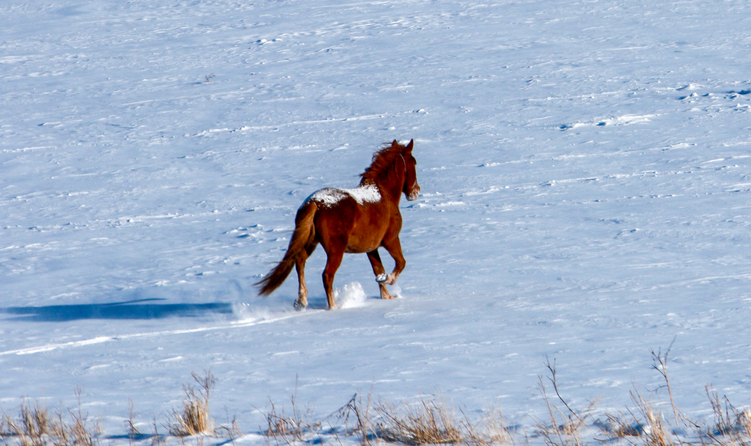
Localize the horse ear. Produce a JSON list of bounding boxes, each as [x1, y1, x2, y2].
[[391, 139, 399, 147], [405, 139, 414, 153]]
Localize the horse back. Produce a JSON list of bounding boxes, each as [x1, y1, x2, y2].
[[307, 187, 398, 254]]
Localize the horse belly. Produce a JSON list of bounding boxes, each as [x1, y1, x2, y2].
[[346, 216, 387, 253], [345, 239, 380, 253], [345, 241, 381, 254]]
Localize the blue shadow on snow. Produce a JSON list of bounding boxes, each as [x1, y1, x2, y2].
[[1, 298, 234, 322]]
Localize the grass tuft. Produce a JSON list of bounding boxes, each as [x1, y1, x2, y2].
[[373, 395, 463, 445], [597, 410, 643, 440], [329, 392, 376, 445], [167, 371, 215, 437], [0, 389, 99, 446], [535, 358, 597, 446], [463, 408, 514, 446], [630, 390, 674, 446], [263, 378, 320, 444], [704, 386, 751, 446]]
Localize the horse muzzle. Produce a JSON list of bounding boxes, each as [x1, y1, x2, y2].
[[406, 184, 420, 201]]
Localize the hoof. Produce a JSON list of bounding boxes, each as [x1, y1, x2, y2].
[[293, 300, 307, 311], [376, 273, 388, 284]]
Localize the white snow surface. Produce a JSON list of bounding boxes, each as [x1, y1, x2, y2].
[[2, 0, 751, 443]]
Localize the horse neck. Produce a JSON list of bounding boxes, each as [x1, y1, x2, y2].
[[362, 158, 405, 204]]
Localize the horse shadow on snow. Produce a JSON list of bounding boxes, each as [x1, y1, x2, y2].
[[1, 298, 234, 322]]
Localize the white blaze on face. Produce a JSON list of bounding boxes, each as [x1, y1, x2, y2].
[[308, 184, 381, 207]]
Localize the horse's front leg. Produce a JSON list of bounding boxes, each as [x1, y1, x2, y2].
[[377, 236, 406, 286], [322, 249, 344, 310], [367, 250, 395, 299]]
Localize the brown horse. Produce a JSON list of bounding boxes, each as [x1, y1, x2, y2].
[[256, 139, 420, 310]]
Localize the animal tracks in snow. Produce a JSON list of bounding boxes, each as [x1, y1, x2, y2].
[[677, 84, 751, 112], [559, 82, 751, 132], [559, 114, 656, 130]]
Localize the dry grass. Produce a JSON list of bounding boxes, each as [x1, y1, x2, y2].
[[630, 390, 674, 446], [739, 410, 751, 442], [149, 417, 165, 446], [215, 414, 243, 440], [462, 408, 514, 446], [330, 392, 376, 445], [704, 386, 751, 446], [0, 389, 99, 446], [707, 387, 737, 437], [594, 345, 678, 446], [535, 358, 597, 446], [651, 341, 683, 428], [594, 349, 751, 446], [597, 410, 643, 439], [167, 371, 215, 437], [1, 399, 58, 446], [123, 400, 143, 444], [263, 399, 317, 443], [263, 380, 320, 445], [7, 349, 751, 446], [330, 392, 512, 446], [70, 389, 99, 446], [373, 395, 464, 445]]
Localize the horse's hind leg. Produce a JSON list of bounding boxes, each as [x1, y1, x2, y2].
[[367, 250, 395, 299], [294, 243, 317, 311], [294, 257, 308, 311]]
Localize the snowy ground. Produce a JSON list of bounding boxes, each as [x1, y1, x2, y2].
[[2, 0, 751, 444]]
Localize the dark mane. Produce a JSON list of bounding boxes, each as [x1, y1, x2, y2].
[[360, 142, 406, 184]]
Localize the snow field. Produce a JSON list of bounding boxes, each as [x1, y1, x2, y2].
[[2, 0, 751, 445]]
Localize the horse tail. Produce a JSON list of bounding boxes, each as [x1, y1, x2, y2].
[[256, 201, 318, 296]]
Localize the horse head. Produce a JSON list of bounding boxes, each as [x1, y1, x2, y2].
[[400, 140, 420, 201]]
